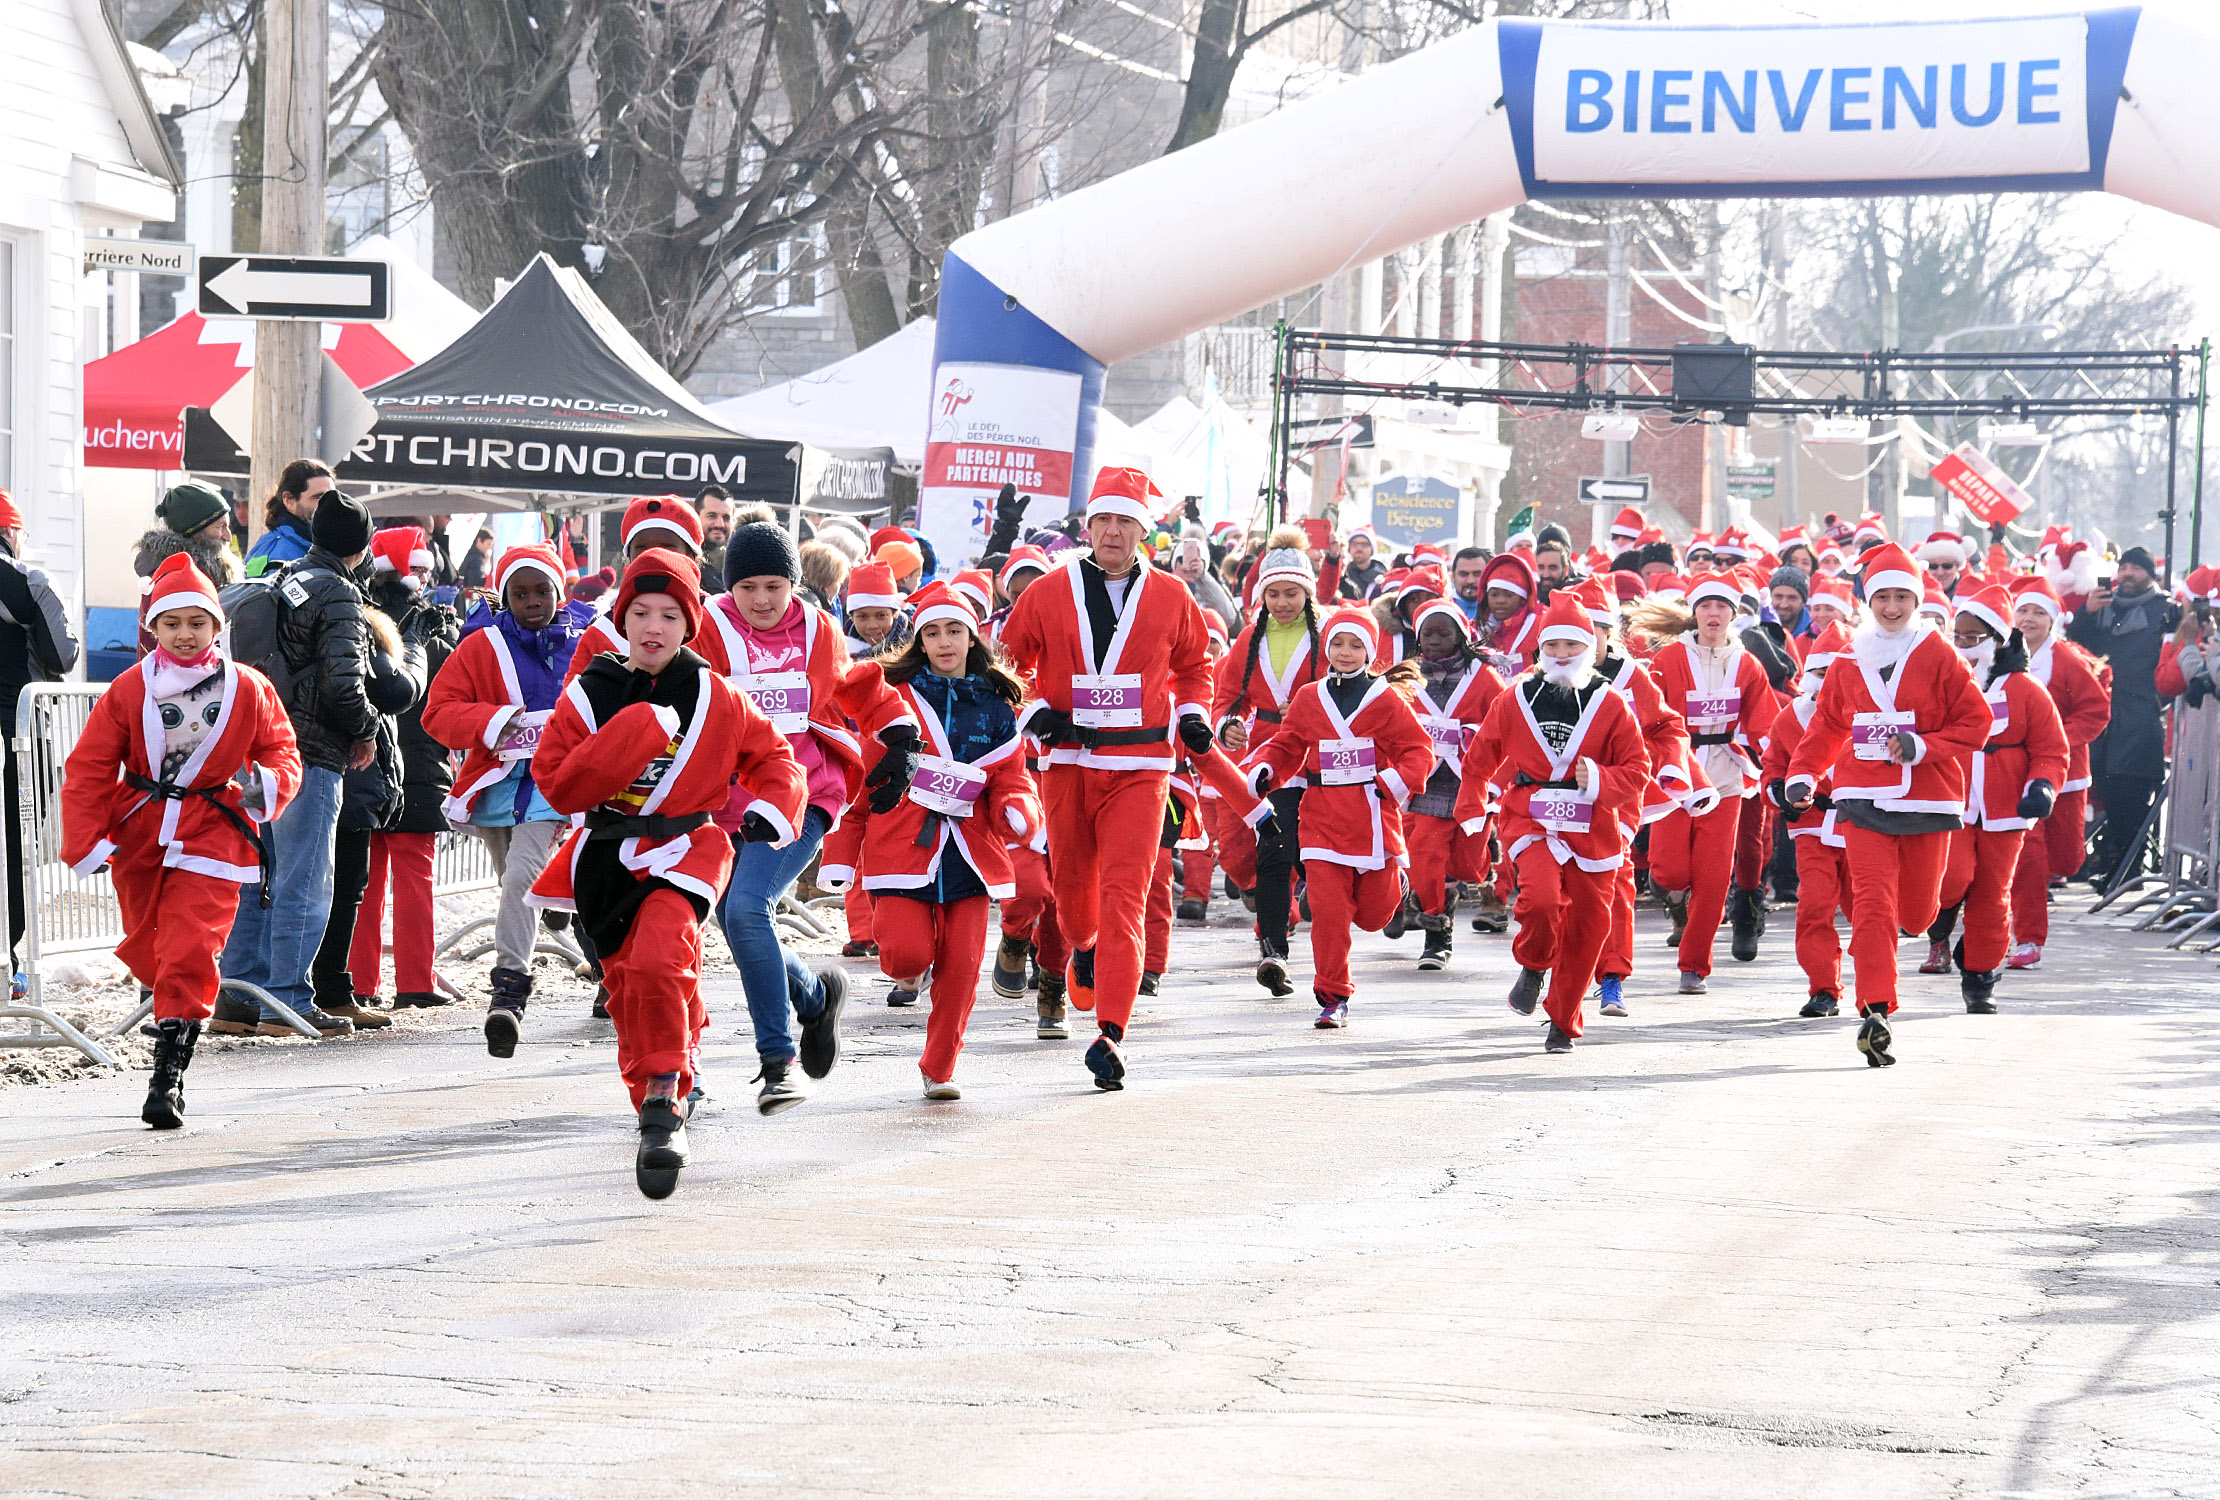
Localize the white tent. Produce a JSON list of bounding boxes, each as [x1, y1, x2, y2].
[[1129, 391, 1273, 528]]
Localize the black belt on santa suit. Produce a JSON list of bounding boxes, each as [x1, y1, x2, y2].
[[583, 809, 712, 842], [1512, 771, 1579, 791], [1252, 709, 1284, 725], [1064, 723, 1169, 749], [1689, 730, 1737, 748]]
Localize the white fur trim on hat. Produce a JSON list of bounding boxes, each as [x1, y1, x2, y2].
[[1685, 577, 1740, 610], [1324, 616, 1378, 651], [497, 556, 565, 595], [911, 601, 979, 635], [1538, 619, 1596, 646], [1864, 566, 1920, 596], [145, 588, 224, 625], [1085, 495, 1154, 526], [1958, 593, 2011, 639]]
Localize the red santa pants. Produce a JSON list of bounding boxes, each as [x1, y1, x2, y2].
[[1735, 793, 1772, 892], [1509, 840, 1614, 1039], [1650, 798, 1737, 977], [1180, 829, 1214, 902], [1840, 823, 1952, 1017], [873, 893, 990, 1083], [2011, 821, 2052, 945], [600, 888, 707, 1110], [1304, 859, 1406, 999], [1937, 825, 2026, 975], [842, 883, 874, 946], [1599, 858, 1637, 980], [2044, 789, 2089, 879], [1206, 798, 1257, 892], [1793, 836, 1851, 998], [348, 831, 436, 994], [1146, 844, 1175, 972], [1041, 765, 1168, 1032], [1000, 844, 1067, 974], [113, 852, 238, 1023], [1406, 811, 1482, 917]]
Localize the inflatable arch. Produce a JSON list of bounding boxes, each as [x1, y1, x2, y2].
[[920, 7, 2214, 566]]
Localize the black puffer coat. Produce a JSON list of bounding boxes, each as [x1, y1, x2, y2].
[[2067, 581, 2180, 781], [369, 576, 460, 833], [272, 547, 381, 772]]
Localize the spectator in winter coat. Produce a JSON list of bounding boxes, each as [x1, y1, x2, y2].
[[2066, 546, 2179, 886], [134, 479, 239, 587], [242, 458, 332, 577], [0, 489, 81, 979]]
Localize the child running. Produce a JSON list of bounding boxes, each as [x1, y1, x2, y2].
[[62, 554, 302, 1128], [1761, 622, 1855, 1018], [1243, 606, 1432, 1028], [527, 549, 806, 1197], [1401, 598, 1504, 971], [819, 583, 1040, 1098]]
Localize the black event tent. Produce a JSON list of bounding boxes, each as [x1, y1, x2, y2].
[[190, 254, 799, 509]]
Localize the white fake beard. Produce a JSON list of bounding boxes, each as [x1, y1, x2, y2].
[[1541, 658, 1592, 688], [1959, 639, 1997, 675]]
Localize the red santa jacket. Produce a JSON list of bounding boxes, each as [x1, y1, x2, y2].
[[527, 657, 808, 913], [1245, 675, 1434, 871], [1410, 657, 1506, 802], [566, 598, 732, 682], [1759, 694, 1844, 848], [698, 594, 914, 816], [1785, 626, 1993, 817], [2029, 635, 2108, 793], [1647, 636, 1778, 800], [816, 679, 1041, 900], [1601, 650, 1703, 824], [1455, 672, 1651, 872], [62, 659, 302, 885], [424, 625, 572, 822], [1964, 665, 2070, 832], [1213, 616, 1324, 755], [1000, 558, 1215, 773]]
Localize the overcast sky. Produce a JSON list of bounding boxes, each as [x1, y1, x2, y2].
[[1663, 0, 2220, 339]]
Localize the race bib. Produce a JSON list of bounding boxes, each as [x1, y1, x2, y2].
[[1987, 692, 2010, 737], [739, 670, 811, 733], [1072, 672, 1143, 729], [1529, 787, 1594, 831], [1318, 737, 1377, 786], [1852, 710, 1915, 762], [908, 755, 986, 818], [1421, 713, 1466, 764], [496, 709, 551, 762], [1685, 689, 1739, 727]]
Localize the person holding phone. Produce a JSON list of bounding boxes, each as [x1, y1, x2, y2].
[[2065, 546, 2178, 887]]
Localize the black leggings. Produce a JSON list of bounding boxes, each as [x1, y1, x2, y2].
[[1254, 786, 1305, 957], [312, 827, 374, 1003]]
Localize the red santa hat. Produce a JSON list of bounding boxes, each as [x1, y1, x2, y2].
[[1637, 526, 1665, 546], [1684, 570, 1741, 610], [1321, 605, 1379, 656], [1252, 547, 1317, 594], [1610, 505, 1646, 542], [1536, 593, 1597, 648], [1611, 569, 1649, 603], [1920, 586, 1954, 625], [1685, 531, 1718, 558], [1803, 620, 1854, 671], [0, 489, 22, 531], [495, 543, 565, 598], [1714, 528, 1751, 562], [611, 547, 705, 643], [1397, 567, 1446, 607], [143, 551, 225, 626], [1810, 576, 1855, 613], [999, 544, 1051, 591], [2008, 575, 2064, 621], [1584, 545, 1613, 574], [1574, 576, 1618, 627], [1853, 511, 1890, 546], [1778, 523, 1808, 549], [907, 580, 981, 637], [2182, 565, 2220, 603], [1956, 583, 2015, 640], [1346, 525, 1380, 550], [2037, 523, 2072, 558], [1859, 542, 1922, 597], [1204, 612, 1230, 654], [1916, 531, 1969, 567], [1648, 572, 1688, 602], [845, 561, 902, 611], [623, 494, 703, 553], [370, 525, 435, 579], [1410, 597, 1471, 643], [1412, 542, 1448, 564], [951, 568, 996, 617], [1085, 466, 1162, 527]]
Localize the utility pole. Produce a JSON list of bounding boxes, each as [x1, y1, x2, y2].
[[1601, 210, 1631, 550], [247, 0, 328, 535], [1769, 202, 1798, 537]]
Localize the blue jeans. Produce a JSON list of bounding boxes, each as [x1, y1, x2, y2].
[[220, 766, 343, 1018], [719, 807, 832, 1063]]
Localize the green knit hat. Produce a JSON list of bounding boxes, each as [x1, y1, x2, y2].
[[157, 479, 229, 537]]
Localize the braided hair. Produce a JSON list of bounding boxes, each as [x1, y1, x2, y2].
[[1236, 594, 1323, 714]]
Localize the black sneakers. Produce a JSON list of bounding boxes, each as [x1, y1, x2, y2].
[[1507, 967, 1544, 1016], [1139, 971, 1161, 997], [1543, 1022, 1574, 1053], [1799, 991, 1839, 1018], [1085, 1024, 1126, 1091], [635, 1097, 689, 1199], [142, 1018, 200, 1130], [1857, 1007, 1896, 1067], [755, 1060, 807, 1115], [1176, 898, 1208, 924], [1256, 954, 1293, 997], [800, 965, 847, 1079]]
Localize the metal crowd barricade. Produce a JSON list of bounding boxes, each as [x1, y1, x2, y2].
[[7, 684, 125, 1066], [2149, 694, 2220, 947]]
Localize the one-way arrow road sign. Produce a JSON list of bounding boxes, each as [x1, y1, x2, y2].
[[197, 254, 390, 322], [1577, 475, 1651, 506]]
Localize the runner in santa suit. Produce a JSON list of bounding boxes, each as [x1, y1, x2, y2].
[[1782, 543, 1994, 1066], [1456, 594, 1652, 1053], [62, 554, 302, 1129], [1636, 572, 1777, 994], [1918, 586, 2069, 1013], [1213, 547, 1325, 996], [1241, 607, 1433, 1029], [2004, 578, 2108, 967], [998, 467, 1217, 1091], [1399, 598, 1504, 972], [985, 543, 1066, 1032], [565, 496, 717, 679], [525, 550, 807, 1197], [1175, 612, 1235, 923], [1476, 552, 1541, 675], [1760, 622, 1855, 1018], [1581, 576, 1698, 1019]]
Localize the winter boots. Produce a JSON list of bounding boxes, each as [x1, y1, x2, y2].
[[635, 1093, 690, 1200], [1036, 970, 1069, 1039], [142, 1018, 201, 1130], [484, 966, 531, 1058], [1962, 966, 2000, 1015], [991, 935, 1032, 999], [1662, 888, 1690, 948], [1729, 887, 1765, 963]]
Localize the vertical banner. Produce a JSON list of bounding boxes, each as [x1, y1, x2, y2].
[[917, 362, 1083, 575]]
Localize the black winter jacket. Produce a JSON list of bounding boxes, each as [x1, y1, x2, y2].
[[337, 623, 427, 834], [0, 536, 78, 721], [272, 547, 381, 772], [2067, 582, 2179, 781], [370, 577, 459, 833]]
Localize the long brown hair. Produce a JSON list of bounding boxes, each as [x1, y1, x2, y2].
[[263, 458, 332, 530], [1625, 598, 1696, 641], [880, 627, 1028, 707]]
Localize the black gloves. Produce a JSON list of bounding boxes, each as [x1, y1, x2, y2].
[[1253, 765, 1275, 794], [1027, 707, 1073, 746], [1178, 714, 1215, 755], [739, 811, 782, 843], [984, 482, 1029, 557], [1183, 496, 1203, 523], [2017, 779, 2057, 821], [1766, 777, 1791, 811], [865, 726, 920, 815], [1780, 780, 1814, 815]]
